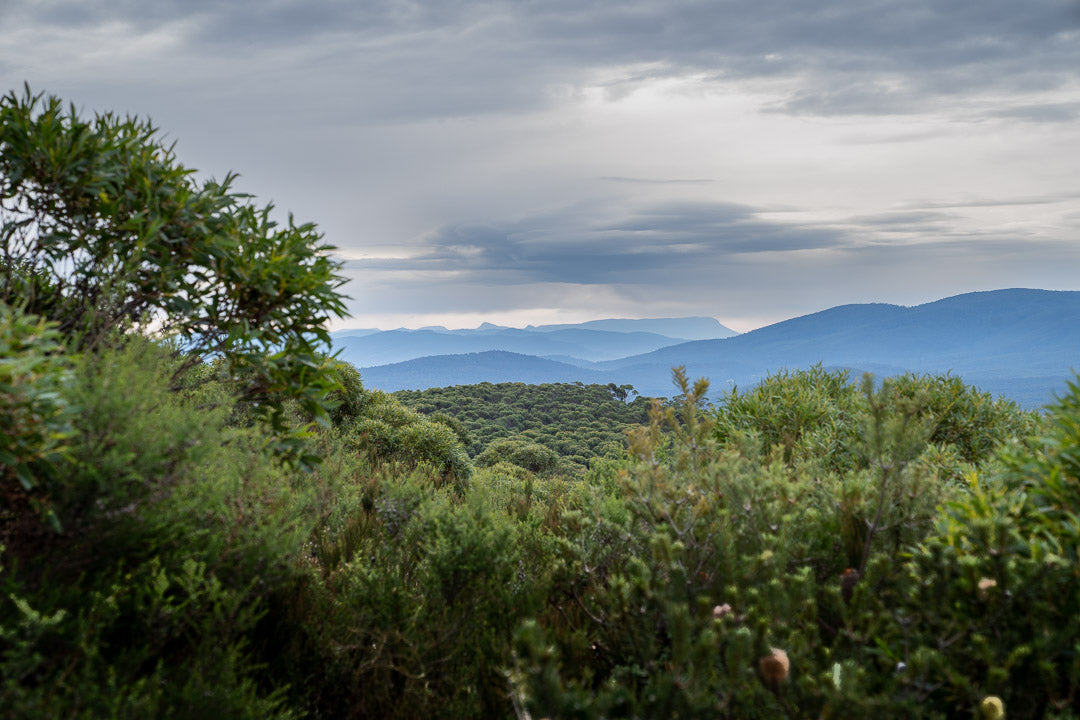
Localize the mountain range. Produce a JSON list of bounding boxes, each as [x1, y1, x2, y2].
[[331, 317, 736, 366], [339, 289, 1080, 408]]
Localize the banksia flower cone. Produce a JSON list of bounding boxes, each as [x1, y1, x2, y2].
[[980, 696, 1005, 719], [841, 567, 860, 604], [759, 648, 790, 689]]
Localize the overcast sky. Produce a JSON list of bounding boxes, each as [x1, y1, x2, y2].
[[3, 0, 1079, 331]]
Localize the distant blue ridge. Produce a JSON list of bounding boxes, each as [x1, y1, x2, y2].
[[340, 290, 1080, 409]]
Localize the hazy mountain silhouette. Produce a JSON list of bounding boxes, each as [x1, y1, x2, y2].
[[358, 351, 614, 392], [331, 322, 725, 366], [523, 317, 737, 339], [352, 290, 1079, 407]]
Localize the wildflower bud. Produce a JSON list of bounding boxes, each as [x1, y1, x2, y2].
[[841, 568, 860, 604], [980, 695, 1005, 719], [759, 648, 790, 689], [712, 603, 733, 619]]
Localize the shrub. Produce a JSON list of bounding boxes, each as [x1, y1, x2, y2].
[[889, 375, 1080, 718], [0, 86, 347, 457], [346, 390, 472, 485], [509, 369, 1037, 718], [0, 303, 73, 531], [0, 339, 317, 718], [476, 437, 564, 477]]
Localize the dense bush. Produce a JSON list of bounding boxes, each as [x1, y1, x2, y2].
[[508, 369, 1057, 719], [0, 304, 72, 530], [1, 340, 310, 718], [476, 437, 565, 477], [714, 365, 1034, 476], [342, 388, 472, 486], [0, 86, 347, 457], [395, 381, 652, 474], [891, 377, 1080, 718], [3, 340, 1067, 719]]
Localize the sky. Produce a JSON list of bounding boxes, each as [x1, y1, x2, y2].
[[2, 0, 1079, 332]]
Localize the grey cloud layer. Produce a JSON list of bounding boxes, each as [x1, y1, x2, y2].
[[339, 198, 1080, 323], [348, 200, 849, 285], [341, 188, 1079, 302], [4, 0, 1078, 328], [7, 0, 1078, 121]]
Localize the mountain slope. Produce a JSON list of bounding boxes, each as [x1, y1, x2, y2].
[[332, 327, 690, 366], [523, 317, 737, 339], [599, 289, 1079, 402], [357, 351, 618, 392], [352, 290, 1080, 407]]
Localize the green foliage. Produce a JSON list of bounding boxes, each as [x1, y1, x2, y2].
[[714, 365, 1036, 480], [291, 469, 555, 719], [395, 381, 652, 475], [508, 369, 1053, 719], [1, 551, 297, 720], [476, 437, 564, 477], [0, 339, 321, 718], [0, 86, 347, 457], [886, 373, 1038, 465], [886, 377, 1080, 718], [325, 358, 367, 426], [1, 326, 1070, 718], [714, 365, 865, 472], [0, 304, 72, 529], [345, 388, 472, 486]]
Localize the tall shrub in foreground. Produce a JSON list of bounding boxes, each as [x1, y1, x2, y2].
[[893, 376, 1080, 718], [0, 340, 312, 719], [510, 368, 1047, 718], [0, 86, 347, 458], [0, 304, 72, 531]]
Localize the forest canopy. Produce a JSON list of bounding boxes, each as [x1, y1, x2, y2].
[[394, 381, 653, 474]]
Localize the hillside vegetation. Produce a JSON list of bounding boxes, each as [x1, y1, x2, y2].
[[3, 88, 1080, 719], [394, 381, 651, 474], [356, 289, 1080, 408]]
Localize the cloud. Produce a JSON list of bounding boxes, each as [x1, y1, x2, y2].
[[334, 188, 1080, 327], [4, 0, 1079, 332], [599, 176, 716, 185], [901, 193, 1080, 210], [6, 0, 1078, 122], [346, 199, 851, 286]]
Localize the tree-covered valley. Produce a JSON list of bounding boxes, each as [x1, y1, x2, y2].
[[3, 88, 1080, 719], [394, 381, 652, 475]]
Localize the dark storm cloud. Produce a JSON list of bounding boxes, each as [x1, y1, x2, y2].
[[345, 193, 1080, 297], [8, 0, 1079, 121], [338, 205, 1080, 324], [349, 199, 850, 285], [6, 0, 1078, 329]]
